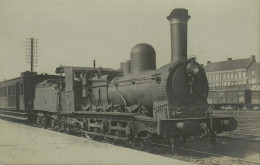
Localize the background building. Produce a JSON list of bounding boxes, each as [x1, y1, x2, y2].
[[204, 55, 260, 110], [204, 55, 259, 91]]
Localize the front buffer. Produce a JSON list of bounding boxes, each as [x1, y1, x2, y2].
[[157, 116, 237, 150]]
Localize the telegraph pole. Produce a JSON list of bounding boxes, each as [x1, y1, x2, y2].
[[26, 38, 38, 72], [30, 38, 33, 72]]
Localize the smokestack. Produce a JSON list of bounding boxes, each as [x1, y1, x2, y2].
[[167, 9, 190, 63]]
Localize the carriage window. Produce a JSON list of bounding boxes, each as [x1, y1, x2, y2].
[[13, 85, 16, 95], [0, 87, 4, 96], [7, 85, 16, 96], [20, 84, 24, 95], [8, 86, 11, 95]]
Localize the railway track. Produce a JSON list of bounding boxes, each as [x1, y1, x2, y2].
[[175, 147, 260, 165], [217, 133, 260, 143], [143, 135, 260, 165]]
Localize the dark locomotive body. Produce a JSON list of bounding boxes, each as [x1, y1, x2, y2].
[[27, 9, 237, 150], [0, 8, 237, 151]]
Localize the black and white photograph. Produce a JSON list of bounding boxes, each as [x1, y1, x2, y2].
[[0, 0, 259, 164]]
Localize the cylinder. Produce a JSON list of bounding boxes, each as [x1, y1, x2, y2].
[[130, 43, 156, 75], [120, 60, 131, 75], [167, 8, 190, 63]]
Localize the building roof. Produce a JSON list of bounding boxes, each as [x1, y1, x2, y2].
[[204, 57, 255, 72], [249, 62, 260, 71]]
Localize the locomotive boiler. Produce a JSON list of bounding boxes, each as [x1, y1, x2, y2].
[[31, 8, 237, 151], [89, 9, 208, 118]]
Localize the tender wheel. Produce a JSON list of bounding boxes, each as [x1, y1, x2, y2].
[[36, 115, 40, 126], [50, 118, 57, 130], [130, 138, 152, 152], [65, 126, 70, 134], [87, 134, 97, 140], [36, 115, 45, 128], [104, 136, 117, 144], [129, 138, 142, 150]]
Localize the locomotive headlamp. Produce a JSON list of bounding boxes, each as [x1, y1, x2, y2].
[[186, 57, 200, 94], [186, 57, 200, 76]]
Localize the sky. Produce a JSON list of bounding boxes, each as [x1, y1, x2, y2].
[[0, 0, 259, 80]]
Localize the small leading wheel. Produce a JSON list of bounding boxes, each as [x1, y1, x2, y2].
[[36, 116, 45, 128], [170, 137, 181, 154]]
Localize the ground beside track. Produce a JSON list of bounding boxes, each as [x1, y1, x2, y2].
[[153, 136, 260, 165], [0, 119, 193, 165]]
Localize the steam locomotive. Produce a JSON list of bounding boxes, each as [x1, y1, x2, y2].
[[1, 9, 237, 151]]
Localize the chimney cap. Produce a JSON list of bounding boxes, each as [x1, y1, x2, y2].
[[167, 8, 190, 21]]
